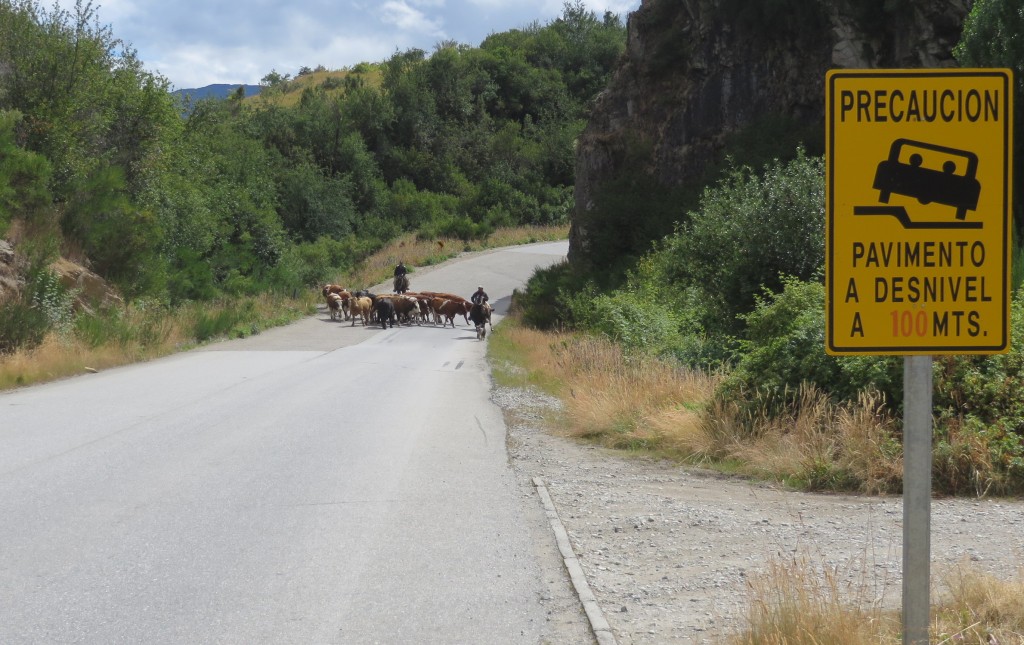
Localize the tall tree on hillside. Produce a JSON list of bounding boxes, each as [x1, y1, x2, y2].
[[955, 0, 1024, 241], [0, 110, 52, 235]]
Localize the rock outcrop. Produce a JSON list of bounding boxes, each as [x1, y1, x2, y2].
[[1, 236, 121, 311], [571, 0, 969, 269]]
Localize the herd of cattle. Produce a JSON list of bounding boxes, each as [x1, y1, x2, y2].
[[320, 284, 493, 337]]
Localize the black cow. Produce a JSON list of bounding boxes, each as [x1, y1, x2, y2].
[[375, 298, 396, 329], [469, 303, 490, 339]]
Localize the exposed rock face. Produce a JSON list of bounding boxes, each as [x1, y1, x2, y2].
[[570, 0, 969, 269], [0, 239, 20, 302], [1, 238, 122, 311]]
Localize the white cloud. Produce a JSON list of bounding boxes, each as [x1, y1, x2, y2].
[[380, 1, 446, 36]]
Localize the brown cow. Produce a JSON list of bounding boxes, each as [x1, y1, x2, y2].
[[321, 284, 344, 297], [427, 297, 447, 325], [415, 297, 431, 323], [436, 299, 472, 327], [391, 295, 420, 325], [418, 291, 465, 303], [349, 296, 372, 326], [322, 285, 350, 320], [326, 293, 345, 321]]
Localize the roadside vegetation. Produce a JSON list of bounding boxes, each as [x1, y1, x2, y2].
[[730, 554, 1024, 644], [505, 152, 1024, 497]]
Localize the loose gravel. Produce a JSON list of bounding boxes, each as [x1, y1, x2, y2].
[[494, 385, 1024, 645]]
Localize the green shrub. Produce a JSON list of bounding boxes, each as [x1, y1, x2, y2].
[[0, 109, 53, 234], [193, 304, 250, 342], [61, 166, 167, 299], [717, 277, 900, 418], [421, 215, 493, 241], [25, 266, 75, 333], [663, 149, 825, 337], [0, 298, 49, 353], [74, 308, 128, 348], [73, 300, 171, 349], [512, 260, 579, 329], [167, 248, 218, 303], [930, 287, 1024, 493], [582, 292, 680, 354]]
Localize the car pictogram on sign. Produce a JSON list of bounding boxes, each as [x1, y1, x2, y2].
[[871, 138, 981, 220]]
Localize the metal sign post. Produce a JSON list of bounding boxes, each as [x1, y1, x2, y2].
[[902, 355, 933, 645]]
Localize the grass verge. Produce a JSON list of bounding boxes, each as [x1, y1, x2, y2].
[[491, 313, 907, 493], [489, 318, 721, 457], [0, 293, 315, 389]]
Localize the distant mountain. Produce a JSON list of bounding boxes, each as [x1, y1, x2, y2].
[[171, 84, 262, 101]]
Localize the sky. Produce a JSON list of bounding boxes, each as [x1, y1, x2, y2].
[[61, 0, 641, 91]]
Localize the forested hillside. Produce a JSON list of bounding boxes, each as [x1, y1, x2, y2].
[[0, 0, 623, 352], [511, 0, 1024, 497]]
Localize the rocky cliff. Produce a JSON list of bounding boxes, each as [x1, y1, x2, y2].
[[570, 0, 969, 271]]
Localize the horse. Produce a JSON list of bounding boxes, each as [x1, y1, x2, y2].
[[469, 302, 490, 339], [393, 274, 410, 294]]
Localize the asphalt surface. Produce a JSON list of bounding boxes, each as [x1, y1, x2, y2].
[[0, 241, 575, 644]]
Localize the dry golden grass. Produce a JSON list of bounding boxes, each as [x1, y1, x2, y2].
[[245, 67, 384, 109], [934, 564, 1024, 644], [0, 292, 315, 390], [492, 306, 904, 489], [0, 332, 170, 390], [1, 335, 116, 388], [491, 318, 900, 477], [489, 320, 720, 454], [701, 385, 903, 493], [731, 556, 1024, 645], [731, 553, 900, 645]]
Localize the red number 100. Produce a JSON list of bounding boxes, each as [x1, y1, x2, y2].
[[891, 310, 927, 337]]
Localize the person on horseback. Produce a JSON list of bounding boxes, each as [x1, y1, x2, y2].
[[393, 261, 409, 293], [469, 286, 490, 339], [471, 286, 488, 305]]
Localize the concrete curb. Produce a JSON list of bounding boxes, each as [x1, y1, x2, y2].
[[533, 477, 618, 645]]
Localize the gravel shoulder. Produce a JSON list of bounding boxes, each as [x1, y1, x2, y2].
[[494, 385, 1024, 645]]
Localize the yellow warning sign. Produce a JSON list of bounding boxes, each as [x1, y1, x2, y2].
[[826, 69, 1013, 355]]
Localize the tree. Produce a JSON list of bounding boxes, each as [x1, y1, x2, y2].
[[260, 69, 291, 88], [955, 0, 1024, 241], [62, 165, 165, 297], [0, 110, 52, 234], [661, 150, 826, 336]]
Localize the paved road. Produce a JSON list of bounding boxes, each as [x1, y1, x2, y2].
[[0, 242, 572, 644]]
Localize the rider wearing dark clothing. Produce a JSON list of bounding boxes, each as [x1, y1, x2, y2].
[[393, 261, 409, 293], [471, 286, 488, 305]]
